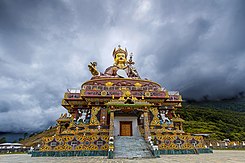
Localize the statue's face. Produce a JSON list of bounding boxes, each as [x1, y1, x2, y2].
[[115, 53, 126, 65]]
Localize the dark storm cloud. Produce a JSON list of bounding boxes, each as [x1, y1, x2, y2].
[[134, 0, 245, 100], [0, 0, 244, 132]]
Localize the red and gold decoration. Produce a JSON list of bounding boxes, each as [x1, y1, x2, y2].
[[39, 46, 208, 155]]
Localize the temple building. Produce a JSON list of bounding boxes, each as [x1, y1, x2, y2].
[[32, 46, 212, 158]]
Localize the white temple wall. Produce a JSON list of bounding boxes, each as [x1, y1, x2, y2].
[[114, 116, 139, 136]]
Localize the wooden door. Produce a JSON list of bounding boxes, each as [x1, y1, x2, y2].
[[120, 121, 132, 136]]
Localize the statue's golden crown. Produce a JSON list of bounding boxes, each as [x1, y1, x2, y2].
[[112, 45, 128, 58]]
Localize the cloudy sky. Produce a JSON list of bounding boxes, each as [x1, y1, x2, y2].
[[0, 0, 245, 133]]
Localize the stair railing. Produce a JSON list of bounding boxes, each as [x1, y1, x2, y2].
[[108, 136, 114, 159], [146, 136, 160, 158]]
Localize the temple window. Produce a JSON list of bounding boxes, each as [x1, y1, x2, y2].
[[92, 86, 97, 90], [87, 85, 92, 90], [109, 87, 114, 90], [98, 86, 102, 90]]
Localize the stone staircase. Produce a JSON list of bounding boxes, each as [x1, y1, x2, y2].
[[114, 136, 153, 159]]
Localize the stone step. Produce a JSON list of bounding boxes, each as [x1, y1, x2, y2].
[[114, 136, 153, 159]]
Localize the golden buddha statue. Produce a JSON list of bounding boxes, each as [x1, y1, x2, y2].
[[88, 45, 140, 79]]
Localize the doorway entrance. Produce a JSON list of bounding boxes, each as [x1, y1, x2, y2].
[[120, 121, 132, 136]]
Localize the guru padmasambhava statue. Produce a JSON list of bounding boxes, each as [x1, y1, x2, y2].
[[88, 45, 140, 79]]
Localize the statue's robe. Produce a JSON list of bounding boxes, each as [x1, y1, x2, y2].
[[104, 65, 140, 78]]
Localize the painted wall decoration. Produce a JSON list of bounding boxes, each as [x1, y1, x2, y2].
[[153, 135, 205, 150], [40, 135, 109, 151]]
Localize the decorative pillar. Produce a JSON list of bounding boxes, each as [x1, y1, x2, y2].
[[100, 107, 107, 125], [180, 122, 183, 131], [70, 105, 76, 121], [144, 111, 150, 141], [109, 111, 115, 137]]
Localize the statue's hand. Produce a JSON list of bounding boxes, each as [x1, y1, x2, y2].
[[88, 62, 99, 76]]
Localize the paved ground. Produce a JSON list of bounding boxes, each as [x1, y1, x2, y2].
[[0, 150, 244, 163]]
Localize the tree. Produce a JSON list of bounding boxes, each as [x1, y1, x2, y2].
[[0, 137, 6, 143], [24, 132, 28, 139]]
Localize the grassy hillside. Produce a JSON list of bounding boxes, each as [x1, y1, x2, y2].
[[177, 101, 245, 141]]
